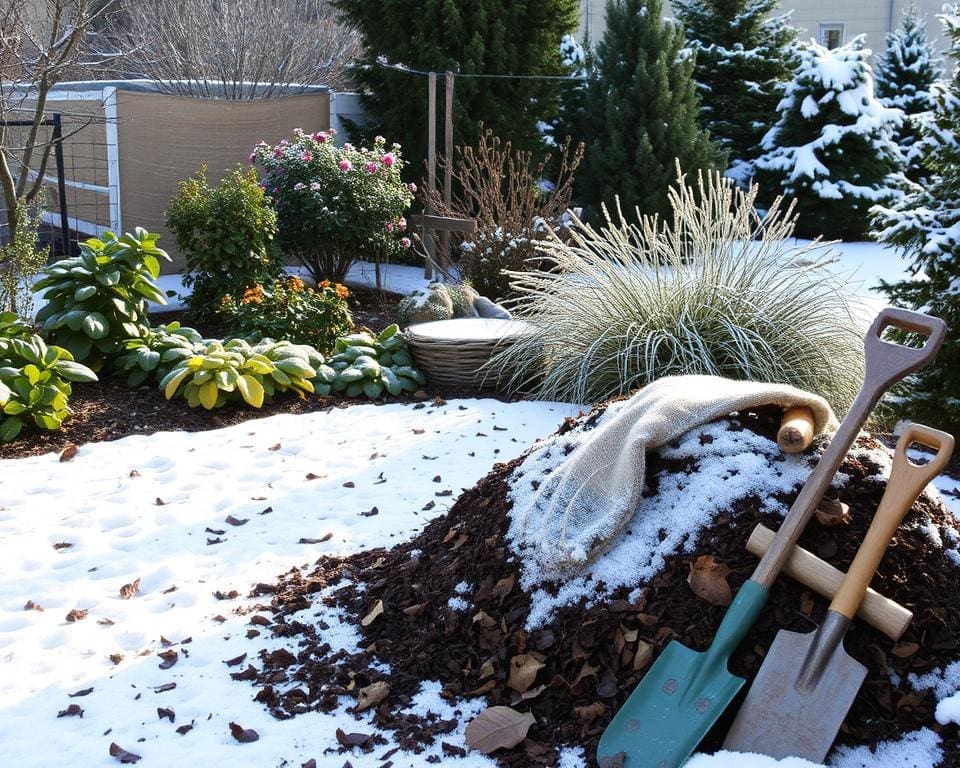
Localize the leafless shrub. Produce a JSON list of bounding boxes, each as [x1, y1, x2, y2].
[[113, 0, 361, 97]]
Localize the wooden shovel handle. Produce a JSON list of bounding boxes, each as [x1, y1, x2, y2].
[[830, 424, 954, 619], [752, 308, 946, 588], [778, 406, 816, 453]]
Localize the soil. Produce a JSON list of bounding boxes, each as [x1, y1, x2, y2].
[[239, 407, 960, 767]]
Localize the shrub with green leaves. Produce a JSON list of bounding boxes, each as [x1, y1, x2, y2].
[[0, 312, 97, 441], [490, 168, 864, 410], [114, 322, 205, 387], [328, 325, 424, 398], [166, 164, 284, 321], [218, 275, 352, 354], [33, 229, 170, 368], [159, 337, 322, 410]]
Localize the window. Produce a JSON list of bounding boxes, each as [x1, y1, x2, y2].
[[820, 23, 845, 49]]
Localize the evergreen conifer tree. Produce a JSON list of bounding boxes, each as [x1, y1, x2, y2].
[[873, 3, 940, 181], [332, 0, 579, 171], [672, 0, 799, 182], [871, 8, 960, 432], [580, 0, 724, 220], [755, 36, 904, 239]]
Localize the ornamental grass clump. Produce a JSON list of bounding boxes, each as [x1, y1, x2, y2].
[[491, 168, 864, 411], [252, 129, 415, 283]]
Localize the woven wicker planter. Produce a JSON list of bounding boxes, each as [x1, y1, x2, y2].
[[404, 319, 531, 389]]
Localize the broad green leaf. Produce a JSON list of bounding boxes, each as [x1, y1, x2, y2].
[[82, 313, 110, 340], [163, 367, 193, 399], [74, 285, 98, 302], [0, 416, 23, 441], [54, 360, 98, 383]]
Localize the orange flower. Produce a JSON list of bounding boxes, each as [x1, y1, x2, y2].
[[335, 283, 350, 299], [319, 279, 332, 289], [287, 275, 306, 293], [242, 285, 264, 305], [219, 294, 233, 309]]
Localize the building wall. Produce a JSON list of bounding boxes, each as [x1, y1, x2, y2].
[[577, 0, 952, 60]]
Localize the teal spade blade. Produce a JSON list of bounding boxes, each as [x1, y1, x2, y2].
[[596, 580, 769, 768]]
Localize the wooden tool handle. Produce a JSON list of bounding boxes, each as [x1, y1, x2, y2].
[[751, 308, 946, 588], [830, 424, 954, 619], [778, 406, 816, 453], [746, 524, 913, 640]]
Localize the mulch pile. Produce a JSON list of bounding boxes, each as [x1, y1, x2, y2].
[[239, 406, 960, 766]]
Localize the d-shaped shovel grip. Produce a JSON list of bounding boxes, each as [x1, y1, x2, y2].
[[753, 308, 946, 588], [830, 424, 954, 620]]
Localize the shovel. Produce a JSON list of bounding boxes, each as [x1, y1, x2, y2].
[[595, 307, 946, 768], [722, 423, 954, 761]]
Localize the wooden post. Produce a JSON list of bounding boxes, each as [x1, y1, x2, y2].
[[424, 71, 438, 280], [442, 71, 454, 272]]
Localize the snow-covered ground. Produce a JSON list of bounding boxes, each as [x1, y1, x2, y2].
[[1, 396, 958, 767]]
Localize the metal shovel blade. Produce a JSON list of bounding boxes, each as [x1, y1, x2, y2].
[[722, 625, 867, 762], [596, 581, 768, 767]]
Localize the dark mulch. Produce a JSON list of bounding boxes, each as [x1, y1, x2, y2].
[[240, 407, 960, 766]]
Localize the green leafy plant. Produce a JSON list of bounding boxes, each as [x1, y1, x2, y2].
[[159, 337, 322, 410], [251, 130, 414, 283], [490, 168, 864, 410], [218, 274, 352, 354], [0, 199, 49, 319], [33, 229, 170, 368], [114, 321, 205, 387], [328, 325, 424, 398], [0, 312, 97, 441], [166, 164, 284, 321]]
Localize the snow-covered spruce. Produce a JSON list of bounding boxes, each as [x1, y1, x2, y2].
[[870, 6, 960, 434], [874, 3, 941, 182], [755, 35, 907, 239], [673, 0, 799, 180]]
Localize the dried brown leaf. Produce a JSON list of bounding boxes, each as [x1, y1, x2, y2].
[[59, 444, 78, 462], [356, 681, 390, 712], [229, 721, 259, 743], [508, 654, 545, 693], [687, 555, 732, 606], [119, 578, 141, 600], [108, 743, 141, 763], [464, 706, 536, 754]]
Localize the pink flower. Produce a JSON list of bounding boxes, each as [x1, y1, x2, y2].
[[280, 140, 289, 146], [366, 161, 379, 174], [314, 132, 328, 143], [248, 151, 256, 163], [408, 182, 417, 193], [398, 217, 407, 231], [375, 135, 385, 143], [386, 222, 395, 232], [339, 159, 352, 172], [273, 147, 283, 158], [401, 237, 412, 248], [293, 127, 304, 136], [310, 182, 322, 191], [302, 150, 313, 162], [381, 153, 395, 167], [343, 143, 353, 151], [294, 182, 306, 190], [328, 128, 337, 136]]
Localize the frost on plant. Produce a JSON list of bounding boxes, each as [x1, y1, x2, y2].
[[490, 166, 864, 411]]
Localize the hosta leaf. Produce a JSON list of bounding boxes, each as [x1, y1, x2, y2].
[[198, 380, 219, 410], [54, 360, 98, 383], [237, 374, 264, 408], [82, 313, 110, 340], [34, 412, 62, 430], [64, 310, 88, 331], [74, 285, 98, 302], [163, 367, 193, 399], [0, 416, 23, 441]]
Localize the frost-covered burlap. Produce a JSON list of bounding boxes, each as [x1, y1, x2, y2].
[[512, 375, 838, 577]]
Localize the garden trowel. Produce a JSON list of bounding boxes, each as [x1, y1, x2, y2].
[[595, 307, 946, 768], [722, 423, 954, 762]]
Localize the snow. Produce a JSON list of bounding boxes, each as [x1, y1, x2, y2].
[[0, 398, 579, 767], [406, 318, 530, 342]]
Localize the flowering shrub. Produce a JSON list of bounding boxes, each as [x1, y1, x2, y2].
[[218, 274, 352, 354], [252, 129, 415, 283], [166, 165, 283, 321]]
